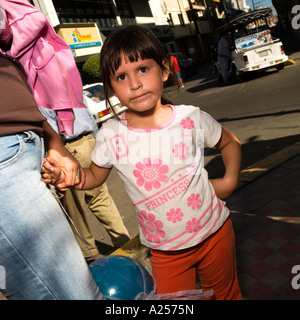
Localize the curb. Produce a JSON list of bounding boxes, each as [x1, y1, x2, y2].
[[285, 59, 295, 65], [238, 140, 300, 189], [111, 141, 300, 265]]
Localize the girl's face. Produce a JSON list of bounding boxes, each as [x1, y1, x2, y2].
[[109, 54, 169, 114]]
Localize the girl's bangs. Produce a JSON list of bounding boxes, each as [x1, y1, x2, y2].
[[109, 46, 151, 75], [102, 25, 168, 80]]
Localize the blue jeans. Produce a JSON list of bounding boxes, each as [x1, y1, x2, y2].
[[0, 132, 103, 300]]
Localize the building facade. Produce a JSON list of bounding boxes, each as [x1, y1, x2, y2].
[[31, 1, 251, 64]]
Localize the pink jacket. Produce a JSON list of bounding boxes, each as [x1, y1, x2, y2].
[[0, 0, 86, 134]]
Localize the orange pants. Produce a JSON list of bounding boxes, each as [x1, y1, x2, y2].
[[150, 218, 242, 300]]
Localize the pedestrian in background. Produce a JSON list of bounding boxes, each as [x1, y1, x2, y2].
[[170, 54, 185, 88], [39, 103, 131, 263], [217, 31, 231, 85]]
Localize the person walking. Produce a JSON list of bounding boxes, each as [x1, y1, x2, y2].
[[170, 54, 184, 88], [217, 31, 231, 85]]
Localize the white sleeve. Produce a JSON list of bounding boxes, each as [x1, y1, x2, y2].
[[199, 111, 222, 148], [90, 127, 113, 168]]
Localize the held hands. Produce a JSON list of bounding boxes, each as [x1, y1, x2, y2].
[[42, 156, 111, 191], [42, 157, 84, 190], [41, 122, 85, 190], [42, 157, 65, 187]]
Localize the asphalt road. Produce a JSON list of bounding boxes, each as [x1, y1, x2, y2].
[[165, 56, 300, 177], [89, 54, 300, 256]]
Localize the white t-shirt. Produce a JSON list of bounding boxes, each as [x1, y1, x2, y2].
[[90, 105, 230, 251]]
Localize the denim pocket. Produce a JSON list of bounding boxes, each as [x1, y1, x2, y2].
[[0, 132, 40, 170], [0, 135, 23, 169]]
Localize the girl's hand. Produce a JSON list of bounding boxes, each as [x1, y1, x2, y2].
[[42, 157, 65, 187], [212, 127, 242, 199], [210, 175, 239, 200]]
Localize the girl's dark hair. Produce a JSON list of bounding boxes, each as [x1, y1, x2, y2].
[[100, 24, 174, 116]]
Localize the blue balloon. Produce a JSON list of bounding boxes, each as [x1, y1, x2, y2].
[[89, 255, 155, 300]]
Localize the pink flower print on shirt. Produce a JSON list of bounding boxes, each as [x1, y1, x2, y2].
[[133, 158, 169, 191], [180, 117, 194, 129], [173, 142, 189, 159], [137, 210, 166, 243], [187, 193, 202, 209], [186, 217, 201, 233], [167, 208, 184, 223]]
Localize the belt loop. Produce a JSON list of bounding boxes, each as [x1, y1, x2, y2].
[[23, 131, 34, 142]]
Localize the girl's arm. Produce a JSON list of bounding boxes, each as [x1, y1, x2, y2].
[[80, 162, 111, 190], [42, 158, 111, 190], [210, 127, 242, 199]]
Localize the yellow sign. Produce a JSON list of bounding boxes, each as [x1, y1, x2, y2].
[[72, 28, 93, 42], [57, 25, 102, 50]]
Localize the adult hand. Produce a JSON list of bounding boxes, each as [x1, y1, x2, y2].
[[47, 147, 85, 190]]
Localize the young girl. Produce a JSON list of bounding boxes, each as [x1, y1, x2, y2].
[[44, 25, 242, 300]]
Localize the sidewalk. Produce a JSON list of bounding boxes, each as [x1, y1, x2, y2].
[[113, 141, 300, 300], [227, 142, 300, 300]]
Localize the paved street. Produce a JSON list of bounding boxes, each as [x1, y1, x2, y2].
[[165, 53, 300, 181]]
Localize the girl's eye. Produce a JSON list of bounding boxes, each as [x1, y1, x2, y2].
[[139, 66, 148, 73], [117, 74, 126, 81]]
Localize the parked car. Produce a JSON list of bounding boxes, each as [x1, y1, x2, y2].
[[171, 52, 195, 77], [83, 83, 127, 124]]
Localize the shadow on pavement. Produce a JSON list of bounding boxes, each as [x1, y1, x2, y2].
[[205, 133, 300, 179]]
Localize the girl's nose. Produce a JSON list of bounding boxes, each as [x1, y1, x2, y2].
[[130, 77, 142, 90]]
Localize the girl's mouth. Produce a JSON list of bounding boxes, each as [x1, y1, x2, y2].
[[132, 93, 148, 101]]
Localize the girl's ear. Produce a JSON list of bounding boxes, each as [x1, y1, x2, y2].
[[162, 59, 170, 82]]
